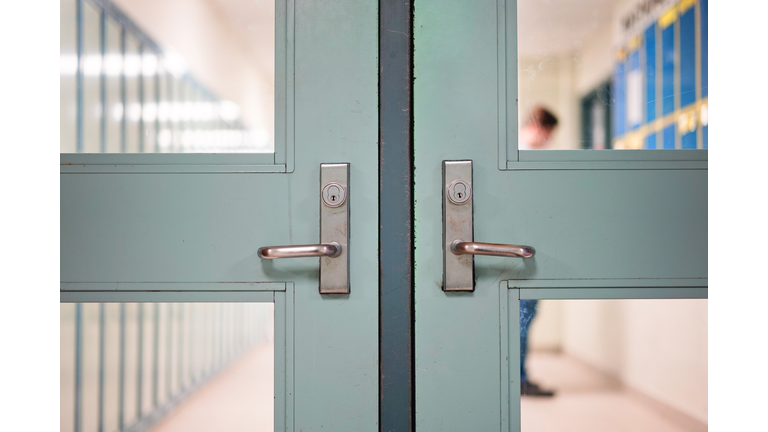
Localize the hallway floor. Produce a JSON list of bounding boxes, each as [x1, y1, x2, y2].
[[522, 352, 707, 432], [148, 341, 274, 432], [145, 345, 705, 431]]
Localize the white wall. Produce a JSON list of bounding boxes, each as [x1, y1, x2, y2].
[[622, 299, 708, 423], [518, 55, 580, 150], [574, 21, 614, 96], [562, 300, 625, 376], [528, 298, 708, 423]]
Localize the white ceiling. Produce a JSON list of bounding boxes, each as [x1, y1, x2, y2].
[[518, 0, 619, 58]]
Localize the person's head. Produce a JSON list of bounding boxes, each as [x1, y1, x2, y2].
[[521, 107, 558, 149]]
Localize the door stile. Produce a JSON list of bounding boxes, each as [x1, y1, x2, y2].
[[379, 0, 415, 431]]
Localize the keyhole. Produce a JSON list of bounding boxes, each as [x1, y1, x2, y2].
[[447, 180, 470, 205], [454, 183, 466, 200], [329, 186, 340, 202], [323, 183, 346, 207]]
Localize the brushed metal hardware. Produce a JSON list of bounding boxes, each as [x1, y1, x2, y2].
[[443, 160, 475, 291], [319, 164, 350, 293], [443, 160, 535, 291], [447, 179, 471, 205], [257, 163, 350, 294], [322, 182, 346, 207], [258, 242, 342, 259], [450, 240, 535, 258]]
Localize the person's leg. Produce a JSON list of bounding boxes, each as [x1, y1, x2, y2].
[[519, 299, 538, 384], [519, 300, 555, 396]]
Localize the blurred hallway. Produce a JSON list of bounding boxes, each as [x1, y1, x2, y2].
[[149, 341, 273, 432], [522, 352, 707, 432]]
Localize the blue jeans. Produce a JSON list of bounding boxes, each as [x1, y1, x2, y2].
[[519, 299, 538, 384]]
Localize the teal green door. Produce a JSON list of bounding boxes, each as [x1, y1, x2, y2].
[[413, 0, 707, 430], [60, 0, 379, 430]]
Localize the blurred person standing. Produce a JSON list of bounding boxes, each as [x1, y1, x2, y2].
[[519, 106, 558, 150], [519, 106, 558, 397]]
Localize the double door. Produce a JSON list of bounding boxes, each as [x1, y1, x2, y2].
[[61, 0, 707, 430]]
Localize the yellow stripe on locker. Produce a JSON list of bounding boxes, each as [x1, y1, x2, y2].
[[659, 7, 678, 29], [678, 0, 697, 15]]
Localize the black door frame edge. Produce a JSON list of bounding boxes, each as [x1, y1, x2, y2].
[[379, 0, 414, 431]]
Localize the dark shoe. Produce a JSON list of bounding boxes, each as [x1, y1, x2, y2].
[[521, 381, 555, 397]]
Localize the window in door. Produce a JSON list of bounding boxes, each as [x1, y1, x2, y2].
[[517, 0, 707, 151], [60, 0, 275, 154], [519, 299, 707, 430], [60, 302, 275, 432]]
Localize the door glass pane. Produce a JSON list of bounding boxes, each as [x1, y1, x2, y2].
[[59, 0, 275, 153], [518, 0, 708, 150], [60, 302, 274, 432], [520, 299, 707, 430]]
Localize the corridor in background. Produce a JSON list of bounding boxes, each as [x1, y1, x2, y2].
[[518, 0, 708, 150], [60, 0, 275, 153], [60, 303, 274, 432], [522, 298, 707, 431]]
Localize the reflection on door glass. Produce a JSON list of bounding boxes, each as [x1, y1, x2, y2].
[[60, 0, 275, 153], [518, 0, 708, 150], [60, 303, 274, 432], [520, 299, 707, 430]]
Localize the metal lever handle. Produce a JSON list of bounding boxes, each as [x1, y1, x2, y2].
[[451, 240, 535, 258], [258, 242, 342, 259]]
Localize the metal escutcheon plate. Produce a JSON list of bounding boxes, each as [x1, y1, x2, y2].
[[320, 164, 350, 294], [443, 160, 474, 291]]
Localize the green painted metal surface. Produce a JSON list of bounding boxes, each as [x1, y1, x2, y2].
[[414, 0, 707, 431], [60, 291, 277, 303], [60, 1, 379, 430]]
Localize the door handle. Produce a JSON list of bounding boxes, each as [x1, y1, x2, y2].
[[258, 242, 342, 259], [258, 163, 350, 294], [450, 240, 535, 258], [443, 160, 535, 291]]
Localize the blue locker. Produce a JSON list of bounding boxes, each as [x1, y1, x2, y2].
[[645, 24, 657, 123], [662, 23, 675, 115], [663, 124, 675, 149], [681, 130, 697, 149], [612, 61, 626, 138], [629, 50, 641, 130], [680, 6, 696, 108], [646, 133, 657, 149]]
